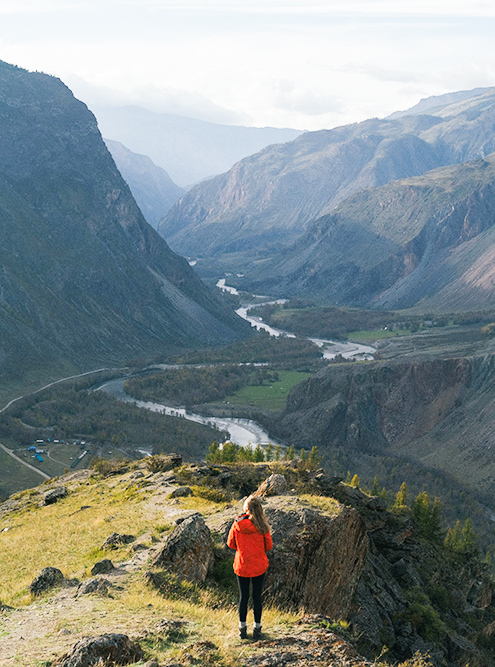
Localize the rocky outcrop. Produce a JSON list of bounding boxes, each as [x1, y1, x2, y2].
[[90, 559, 114, 575], [101, 533, 135, 550], [265, 502, 368, 621], [152, 513, 214, 582], [52, 633, 143, 667], [257, 474, 287, 496], [30, 567, 65, 596], [76, 578, 112, 597], [42, 486, 68, 505]]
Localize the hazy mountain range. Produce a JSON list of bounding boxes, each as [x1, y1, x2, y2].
[[158, 86, 495, 308], [92, 104, 302, 187], [0, 60, 248, 385], [104, 139, 185, 228]]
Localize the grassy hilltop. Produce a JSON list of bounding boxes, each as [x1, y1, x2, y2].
[[1, 456, 494, 667]]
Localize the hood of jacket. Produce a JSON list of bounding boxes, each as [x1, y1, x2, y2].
[[236, 514, 260, 535]]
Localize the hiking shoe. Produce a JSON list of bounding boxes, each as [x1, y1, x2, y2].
[[253, 626, 262, 640], [240, 627, 248, 640]]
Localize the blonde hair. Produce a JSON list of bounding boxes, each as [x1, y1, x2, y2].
[[244, 494, 270, 534]]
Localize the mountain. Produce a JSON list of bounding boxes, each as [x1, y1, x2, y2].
[[158, 87, 495, 277], [91, 105, 302, 187], [387, 86, 493, 119], [104, 139, 184, 228], [0, 61, 248, 388], [242, 153, 495, 309]]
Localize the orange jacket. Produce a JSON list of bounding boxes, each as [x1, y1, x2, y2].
[[227, 513, 273, 578]]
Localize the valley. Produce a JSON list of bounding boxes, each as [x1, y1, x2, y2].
[[2, 5, 495, 663]]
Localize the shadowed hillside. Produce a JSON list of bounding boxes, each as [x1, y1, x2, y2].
[[0, 61, 248, 390], [245, 153, 495, 309]]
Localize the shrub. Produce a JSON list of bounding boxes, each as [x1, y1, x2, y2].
[[190, 485, 229, 503]]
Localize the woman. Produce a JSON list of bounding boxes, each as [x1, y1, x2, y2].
[[227, 494, 273, 640]]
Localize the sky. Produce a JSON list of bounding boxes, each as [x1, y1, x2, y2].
[[1, 0, 495, 131]]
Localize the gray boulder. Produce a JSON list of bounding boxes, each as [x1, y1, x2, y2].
[[52, 633, 143, 666], [30, 567, 65, 596], [90, 559, 114, 575], [169, 486, 193, 498], [101, 532, 135, 549], [76, 578, 112, 597], [257, 474, 287, 496], [43, 486, 68, 505], [152, 513, 213, 582]]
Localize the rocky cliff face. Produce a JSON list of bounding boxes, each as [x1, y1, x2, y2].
[[0, 60, 248, 385], [270, 353, 495, 507]]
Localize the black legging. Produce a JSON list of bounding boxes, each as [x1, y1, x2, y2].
[[237, 573, 266, 624]]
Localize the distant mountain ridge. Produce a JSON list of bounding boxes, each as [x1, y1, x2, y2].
[[104, 139, 185, 228], [0, 60, 248, 386], [242, 152, 495, 309], [92, 105, 302, 187], [158, 87, 495, 285]]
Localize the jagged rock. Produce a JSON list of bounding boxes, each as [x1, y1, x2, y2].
[[76, 578, 112, 597], [130, 471, 145, 479], [169, 486, 193, 498], [175, 511, 202, 525], [264, 504, 368, 620], [51, 633, 143, 666], [151, 513, 214, 582], [101, 532, 135, 549], [257, 474, 287, 497], [30, 567, 65, 596], [43, 486, 68, 505], [154, 619, 188, 634], [147, 454, 183, 473], [90, 559, 115, 575]]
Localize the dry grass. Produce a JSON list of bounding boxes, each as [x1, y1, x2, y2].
[[298, 494, 341, 515], [0, 478, 170, 606]]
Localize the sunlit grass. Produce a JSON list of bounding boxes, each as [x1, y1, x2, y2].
[[223, 371, 312, 410], [298, 494, 341, 515], [0, 479, 172, 606]]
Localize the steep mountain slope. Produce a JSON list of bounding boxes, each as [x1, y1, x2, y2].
[[0, 61, 248, 386], [159, 87, 495, 276], [243, 153, 495, 309], [104, 139, 184, 228], [92, 104, 302, 187]]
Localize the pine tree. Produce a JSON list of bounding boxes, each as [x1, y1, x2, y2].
[[394, 481, 408, 508], [285, 445, 296, 460], [307, 446, 320, 468], [411, 491, 443, 542], [371, 476, 380, 496], [461, 518, 478, 555], [265, 443, 274, 461], [253, 444, 265, 462], [274, 445, 282, 461], [299, 448, 307, 462], [445, 519, 462, 552], [350, 474, 360, 488]]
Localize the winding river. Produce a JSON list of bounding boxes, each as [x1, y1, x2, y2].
[[97, 281, 375, 449]]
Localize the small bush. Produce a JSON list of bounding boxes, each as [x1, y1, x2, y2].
[[190, 485, 229, 503]]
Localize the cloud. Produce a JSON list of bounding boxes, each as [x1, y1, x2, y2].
[[65, 76, 248, 125]]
